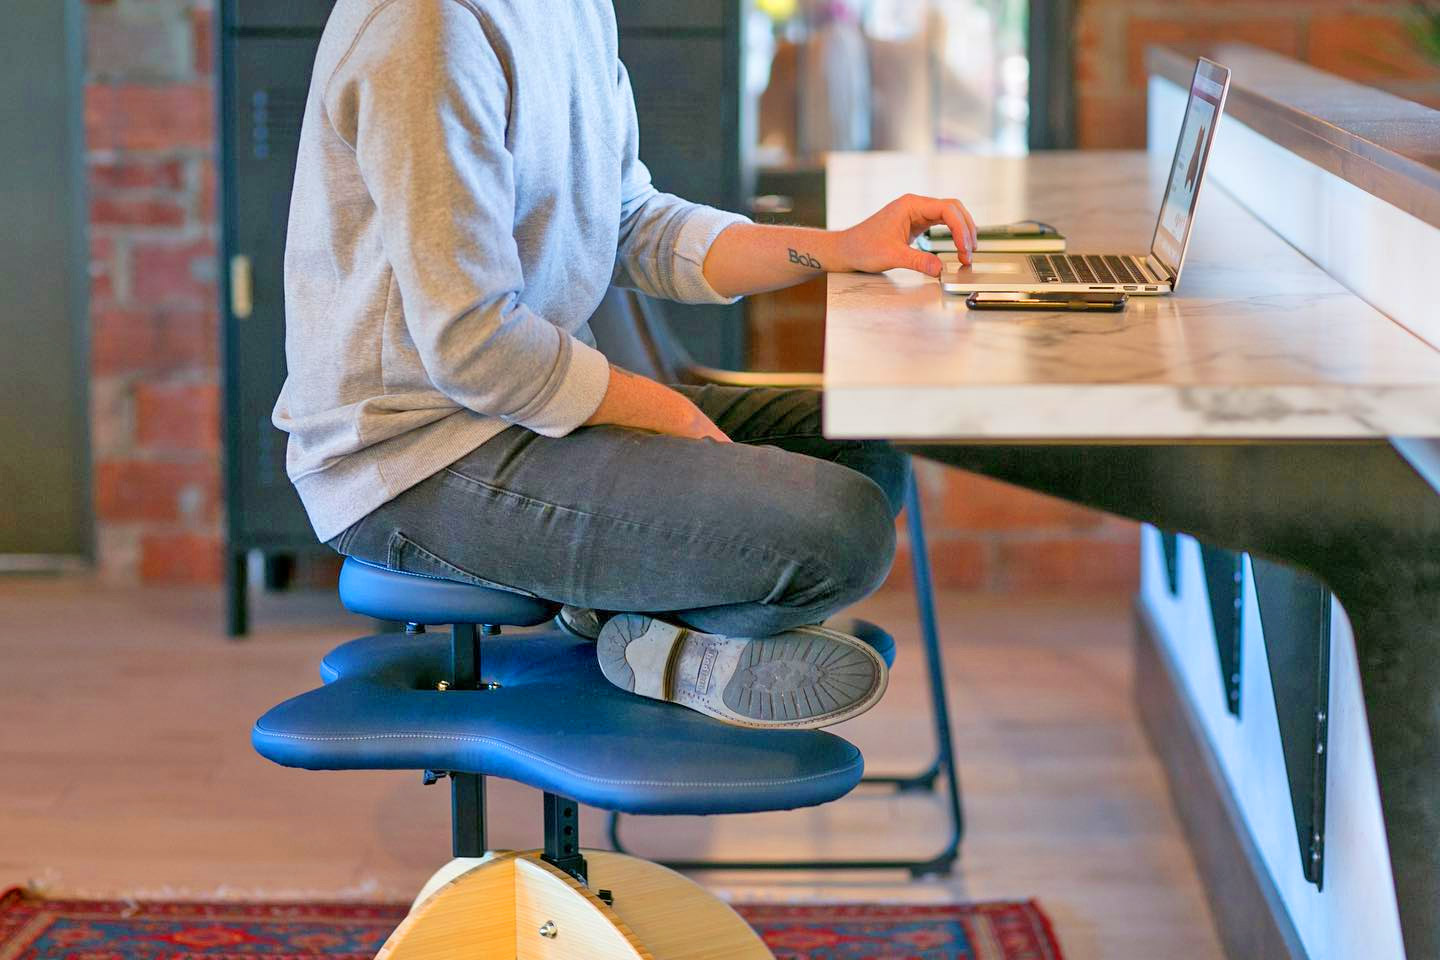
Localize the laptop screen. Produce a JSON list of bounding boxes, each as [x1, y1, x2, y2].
[[1150, 59, 1230, 279]]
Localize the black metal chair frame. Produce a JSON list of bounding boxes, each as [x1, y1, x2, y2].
[[412, 618, 600, 894]]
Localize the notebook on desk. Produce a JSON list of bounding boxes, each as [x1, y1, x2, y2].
[[920, 221, 1066, 254]]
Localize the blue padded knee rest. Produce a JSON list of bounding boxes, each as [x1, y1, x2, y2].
[[338, 557, 561, 626], [834, 617, 896, 669], [252, 630, 865, 816]]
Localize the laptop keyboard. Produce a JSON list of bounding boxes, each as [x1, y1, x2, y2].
[[1029, 254, 1147, 285]]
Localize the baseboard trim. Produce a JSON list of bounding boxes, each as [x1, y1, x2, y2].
[[1133, 601, 1309, 960]]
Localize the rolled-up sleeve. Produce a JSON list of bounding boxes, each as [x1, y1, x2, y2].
[[610, 61, 751, 305], [325, 0, 608, 437]]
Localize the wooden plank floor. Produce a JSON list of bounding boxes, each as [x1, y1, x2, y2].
[[0, 578, 1222, 960]]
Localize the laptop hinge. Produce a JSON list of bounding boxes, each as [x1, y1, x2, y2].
[[1141, 254, 1174, 284]]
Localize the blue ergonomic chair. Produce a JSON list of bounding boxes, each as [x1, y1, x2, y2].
[[249, 288, 963, 958], [586, 287, 963, 876], [252, 551, 908, 957]]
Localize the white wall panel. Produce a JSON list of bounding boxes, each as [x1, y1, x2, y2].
[[1140, 530, 1403, 960]]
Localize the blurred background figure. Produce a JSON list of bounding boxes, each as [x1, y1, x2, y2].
[[753, 0, 1028, 163], [798, 0, 872, 155]]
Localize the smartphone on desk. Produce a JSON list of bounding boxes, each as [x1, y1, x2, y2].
[[965, 291, 1128, 312]]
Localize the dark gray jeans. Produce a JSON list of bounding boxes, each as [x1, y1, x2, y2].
[[330, 385, 908, 636]]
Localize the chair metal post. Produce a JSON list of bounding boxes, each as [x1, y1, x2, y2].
[[860, 473, 951, 793], [451, 773, 486, 857], [449, 622, 491, 857], [606, 471, 965, 875], [903, 473, 966, 862]]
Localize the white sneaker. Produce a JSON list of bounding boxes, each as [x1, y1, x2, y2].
[[596, 614, 888, 730]]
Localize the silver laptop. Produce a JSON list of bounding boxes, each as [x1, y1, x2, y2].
[[942, 58, 1230, 297]]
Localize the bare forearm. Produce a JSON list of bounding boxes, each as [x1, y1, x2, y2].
[[700, 223, 847, 299], [701, 195, 978, 300], [582, 364, 729, 442]]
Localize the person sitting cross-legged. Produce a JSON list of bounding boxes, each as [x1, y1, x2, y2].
[[275, 0, 978, 729]]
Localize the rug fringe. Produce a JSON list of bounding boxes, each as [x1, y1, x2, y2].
[[1023, 898, 1067, 960], [2, 880, 401, 904]]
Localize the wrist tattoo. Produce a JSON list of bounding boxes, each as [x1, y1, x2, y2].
[[788, 248, 822, 270]]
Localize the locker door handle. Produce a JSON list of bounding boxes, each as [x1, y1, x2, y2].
[[230, 255, 254, 319]]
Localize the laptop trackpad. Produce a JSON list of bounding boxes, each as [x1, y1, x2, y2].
[[949, 261, 1024, 278]]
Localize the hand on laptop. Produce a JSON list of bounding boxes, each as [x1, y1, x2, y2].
[[699, 194, 978, 298], [838, 194, 978, 276]]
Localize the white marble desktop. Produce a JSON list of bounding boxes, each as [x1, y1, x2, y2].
[[821, 152, 1440, 440]]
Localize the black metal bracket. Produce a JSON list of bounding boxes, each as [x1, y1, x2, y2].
[[1199, 544, 1244, 716], [1251, 556, 1331, 889], [542, 792, 589, 886]]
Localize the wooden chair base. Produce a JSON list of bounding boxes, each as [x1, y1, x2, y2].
[[378, 849, 775, 960]]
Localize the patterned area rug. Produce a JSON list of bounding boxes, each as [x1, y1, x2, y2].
[[0, 888, 1063, 960]]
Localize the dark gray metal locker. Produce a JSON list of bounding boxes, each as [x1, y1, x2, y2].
[[225, 36, 318, 545], [220, 5, 335, 634]]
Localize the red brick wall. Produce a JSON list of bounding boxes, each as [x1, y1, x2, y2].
[[86, 0, 221, 584], [1077, 0, 1440, 148], [884, 460, 1140, 595]]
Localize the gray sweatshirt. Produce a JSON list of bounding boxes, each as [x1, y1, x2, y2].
[[275, 0, 749, 542]]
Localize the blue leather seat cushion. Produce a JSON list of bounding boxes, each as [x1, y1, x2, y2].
[[252, 631, 865, 816], [338, 557, 561, 627], [834, 617, 895, 669]]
